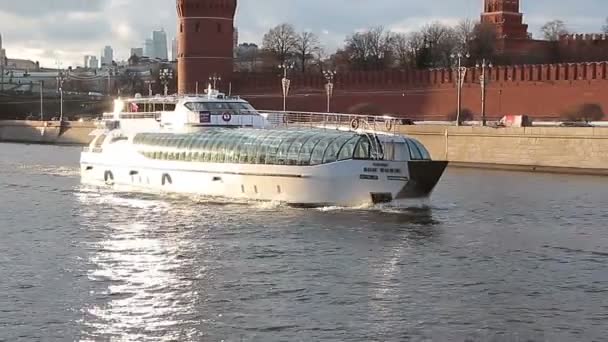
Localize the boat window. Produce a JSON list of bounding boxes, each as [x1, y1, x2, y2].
[[298, 134, 325, 166], [94, 134, 107, 148], [405, 139, 423, 160], [184, 102, 209, 111], [134, 129, 368, 166], [163, 104, 176, 111], [263, 135, 285, 165], [354, 136, 371, 159], [228, 102, 257, 114], [275, 132, 301, 165], [323, 135, 353, 164], [311, 136, 338, 166], [286, 134, 314, 165], [205, 102, 232, 110], [338, 136, 359, 161], [411, 139, 431, 160]]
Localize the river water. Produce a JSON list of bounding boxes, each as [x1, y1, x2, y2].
[[0, 143, 607, 342]]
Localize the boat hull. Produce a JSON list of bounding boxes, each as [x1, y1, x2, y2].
[[80, 153, 446, 207]]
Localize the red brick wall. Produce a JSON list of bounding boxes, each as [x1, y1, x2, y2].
[[235, 62, 608, 121]]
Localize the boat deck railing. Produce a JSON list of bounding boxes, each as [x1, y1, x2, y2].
[[259, 110, 400, 134]]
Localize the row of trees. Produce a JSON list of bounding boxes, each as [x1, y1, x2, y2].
[[237, 21, 496, 73], [237, 17, 608, 74]]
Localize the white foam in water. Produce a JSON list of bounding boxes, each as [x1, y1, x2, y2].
[[18, 164, 80, 177]]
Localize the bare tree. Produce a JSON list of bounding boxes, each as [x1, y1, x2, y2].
[[420, 22, 458, 67], [455, 19, 477, 54], [344, 26, 394, 70], [392, 33, 411, 68], [295, 31, 321, 73], [603, 17, 608, 34], [392, 32, 426, 68], [262, 23, 298, 65], [541, 20, 569, 41]]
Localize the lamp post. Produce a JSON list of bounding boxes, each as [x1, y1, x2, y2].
[[476, 59, 492, 126], [450, 52, 470, 126], [279, 63, 293, 112], [39, 80, 44, 121], [209, 74, 221, 90], [160, 68, 174, 96], [323, 70, 337, 113], [56, 70, 67, 122], [145, 80, 155, 97]]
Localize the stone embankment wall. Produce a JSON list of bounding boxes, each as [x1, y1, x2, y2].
[[398, 125, 608, 175], [1, 120, 607, 175], [0, 121, 95, 145]]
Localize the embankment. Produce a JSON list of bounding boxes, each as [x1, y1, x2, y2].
[[1, 120, 607, 175], [0, 121, 96, 145], [397, 125, 608, 175]]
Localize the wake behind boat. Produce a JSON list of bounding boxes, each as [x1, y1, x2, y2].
[[80, 89, 447, 206]]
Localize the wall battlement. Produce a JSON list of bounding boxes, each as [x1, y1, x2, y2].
[[177, 0, 236, 17], [560, 33, 608, 42], [234, 62, 608, 94]]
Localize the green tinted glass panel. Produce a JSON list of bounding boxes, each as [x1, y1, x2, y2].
[[323, 135, 353, 164], [354, 137, 371, 159], [338, 136, 359, 161]]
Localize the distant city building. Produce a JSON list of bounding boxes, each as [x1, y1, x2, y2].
[[144, 39, 154, 58], [152, 29, 168, 60], [87, 56, 99, 69], [131, 48, 144, 57], [171, 38, 178, 61], [0, 33, 7, 65], [101, 45, 114, 66], [4, 59, 37, 70]]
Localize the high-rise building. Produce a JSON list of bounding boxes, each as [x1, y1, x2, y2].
[[144, 39, 154, 58], [171, 38, 178, 61], [84, 55, 99, 69], [89, 56, 99, 69], [101, 45, 114, 66], [0, 33, 6, 65], [152, 29, 168, 60], [130, 48, 144, 57]]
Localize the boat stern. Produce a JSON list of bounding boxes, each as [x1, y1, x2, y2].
[[396, 160, 448, 199]]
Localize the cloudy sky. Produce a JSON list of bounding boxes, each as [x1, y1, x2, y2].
[[0, 0, 605, 68]]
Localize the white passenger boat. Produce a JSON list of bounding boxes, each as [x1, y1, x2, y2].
[[81, 89, 448, 206]]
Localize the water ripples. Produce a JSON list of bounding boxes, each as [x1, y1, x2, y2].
[[2, 145, 608, 341]]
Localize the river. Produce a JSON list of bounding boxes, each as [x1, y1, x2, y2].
[[0, 143, 607, 341]]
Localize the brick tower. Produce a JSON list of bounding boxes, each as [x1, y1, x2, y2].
[[481, 0, 529, 40], [176, 0, 237, 94]]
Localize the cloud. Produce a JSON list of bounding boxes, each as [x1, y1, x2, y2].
[[0, 0, 605, 68]]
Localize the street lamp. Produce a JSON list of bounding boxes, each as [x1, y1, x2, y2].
[[144, 80, 155, 97], [56, 70, 67, 122], [209, 74, 221, 90], [450, 52, 470, 126], [160, 68, 174, 96], [476, 59, 493, 126], [39, 80, 44, 121], [323, 70, 337, 113], [278, 63, 293, 112]]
